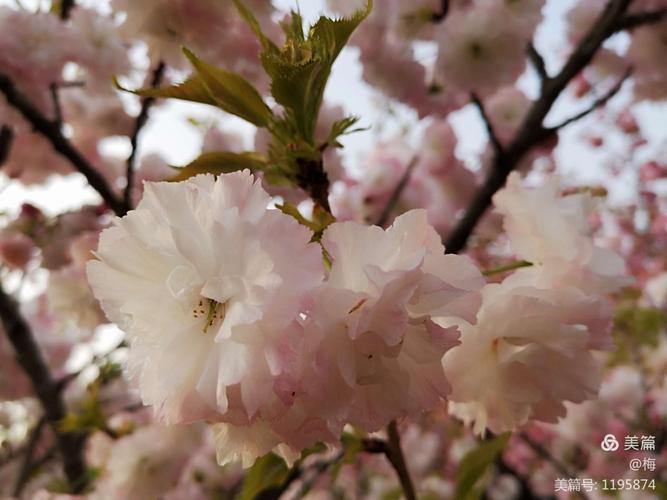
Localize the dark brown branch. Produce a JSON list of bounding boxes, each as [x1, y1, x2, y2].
[[60, 0, 76, 20], [431, 0, 449, 22], [362, 423, 416, 500], [49, 83, 63, 129], [0, 73, 127, 216], [13, 417, 47, 496], [0, 283, 87, 492], [375, 156, 418, 227], [471, 93, 504, 156], [124, 61, 166, 209], [385, 421, 417, 500], [547, 67, 631, 132], [0, 124, 13, 166], [614, 8, 667, 32], [444, 0, 633, 255], [527, 42, 549, 84]]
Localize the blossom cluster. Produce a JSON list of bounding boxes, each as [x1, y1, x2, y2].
[[86, 169, 630, 468], [86, 170, 484, 465]]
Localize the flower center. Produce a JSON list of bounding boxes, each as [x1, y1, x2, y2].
[[192, 298, 226, 333]]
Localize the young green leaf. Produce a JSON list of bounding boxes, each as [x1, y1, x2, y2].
[[234, 0, 372, 143], [239, 453, 290, 500], [182, 48, 274, 127], [276, 202, 335, 240], [455, 433, 511, 500], [114, 74, 218, 107], [170, 151, 268, 182], [323, 116, 365, 149]]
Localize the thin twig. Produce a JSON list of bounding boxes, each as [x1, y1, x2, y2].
[[614, 8, 667, 32], [0, 73, 127, 216], [547, 67, 632, 132], [0, 283, 88, 492], [444, 0, 635, 255], [518, 433, 579, 484], [60, 0, 76, 20], [362, 425, 417, 500], [471, 93, 504, 156], [124, 61, 166, 209], [298, 449, 346, 496], [375, 156, 418, 227], [49, 82, 63, 129], [0, 125, 13, 166], [12, 417, 47, 496], [527, 42, 549, 85], [431, 0, 449, 22], [385, 421, 417, 500]]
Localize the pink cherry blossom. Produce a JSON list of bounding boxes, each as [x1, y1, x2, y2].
[[87, 171, 324, 424]]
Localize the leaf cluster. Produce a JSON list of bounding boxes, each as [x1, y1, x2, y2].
[[118, 1, 371, 201]]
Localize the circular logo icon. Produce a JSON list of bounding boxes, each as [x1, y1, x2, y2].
[[600, 434, 619, 452]]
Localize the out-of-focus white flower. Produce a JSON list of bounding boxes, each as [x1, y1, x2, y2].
[[112, 0, 274, 86], [628, 20, 667, 101], [435, 4, 527, 96], [493, 172, 632, 295], [87, 171, 324, 424], [48, 265, 105, 336], [485, 87, 531, 144], [92, 425, 202, 500], [69, 8, 130, 84]]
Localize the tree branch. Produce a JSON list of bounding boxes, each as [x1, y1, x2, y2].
[[431, 0, 449, 22], [375, 156, 418, 227], [60, 0, 76, 20], [471, 93, 504, 156], [0, 283, 88, 493], [547, 67, 631, 132], [361, 422, 417, 500], [49, 82, 63, 129], [13, 417, 47, 497], [517, 433, 586, 497], [385, 421, 417, 500], [527, 42, 549, 85], [444, 0, 633, 254], [124, 61, 166, 209], [614, 8, 667, 32], [0, 73, 127, 216], [0, 124, 13, 166]]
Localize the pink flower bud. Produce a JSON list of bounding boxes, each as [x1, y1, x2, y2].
[[0, 233, 35, 269]]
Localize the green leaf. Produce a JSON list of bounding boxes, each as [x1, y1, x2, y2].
[[239, 453, 290, 500], [59, 384, 106, 434], [609, 302, 667, 365], [322, 116, 365, 149], [331, 432, 364, 480], [114, 74, 218, 107], [455, 433, 511, 500], [170, 151, 268, 181], [235, 0, 372, 143], [232, 0, 280, 53], [276, 202, 335, 240], [481, 260, 533, 277], [182, 48, 274, 127]]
